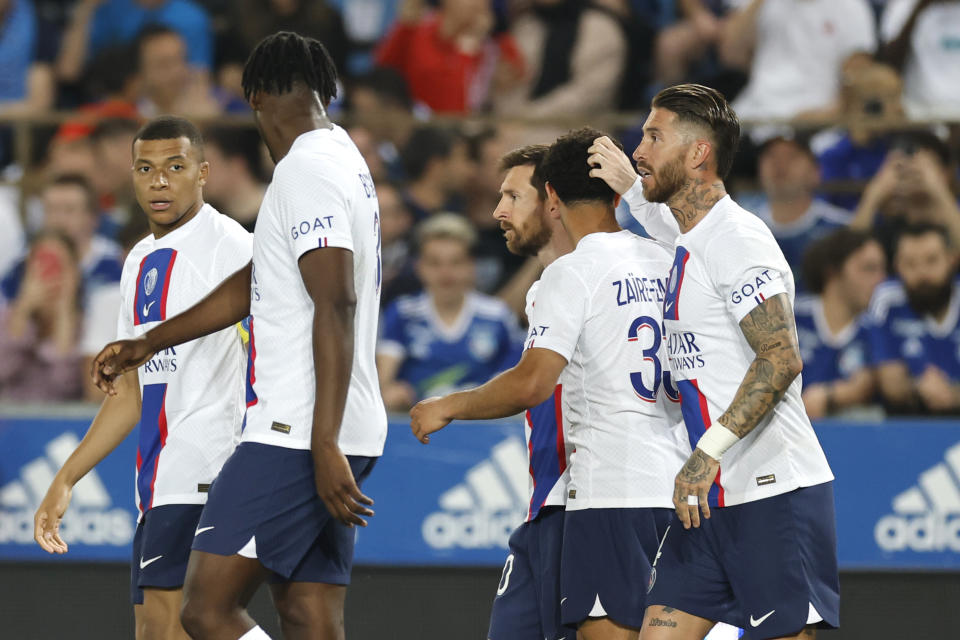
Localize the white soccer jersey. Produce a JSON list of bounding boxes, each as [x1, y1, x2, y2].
[[522, 280, 571, 520], [242, 125, 388, 456], [625, 186, 834, 507], [118, 204, 252, 513], [526, 230, 688, 510]]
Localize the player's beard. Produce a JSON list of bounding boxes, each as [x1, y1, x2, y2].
[[642, 153, 687, 204], [504, 214, 551, 257], [905, 278, 954, 318]]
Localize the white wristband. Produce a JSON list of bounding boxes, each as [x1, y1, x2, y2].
[[695, 425, 740, 461]]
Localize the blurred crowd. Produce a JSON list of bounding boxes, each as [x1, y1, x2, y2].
[[1, 0, 960, 418]]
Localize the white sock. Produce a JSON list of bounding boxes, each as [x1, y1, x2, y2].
[[238, 626, 271, 640]]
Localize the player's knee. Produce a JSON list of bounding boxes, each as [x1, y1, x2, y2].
[[179, 593, 220, 639]]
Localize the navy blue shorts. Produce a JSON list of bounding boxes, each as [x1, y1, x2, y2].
[[130, 503, 205, 605], [560, 507, 673, 629], [488, 506, 566, 640], [647, 482, 839, 639], [191, 442, 377, 584]]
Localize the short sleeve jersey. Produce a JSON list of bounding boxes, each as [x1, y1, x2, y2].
[[118, 204, 252, 513], [526, 230, 688, 510], [241, 126, 388, 456], [794, 294, 871, 387], [377, 291, 524, 399], [662, 197, 834, 507], [867, 279, 960, 380]]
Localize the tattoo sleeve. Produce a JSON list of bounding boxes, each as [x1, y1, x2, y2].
[[716, 293, 803, 438]]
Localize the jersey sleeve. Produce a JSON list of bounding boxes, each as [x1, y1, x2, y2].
[[524, 261, 589, 362], [621, 177, 680, 246], [275, 155, 355, 260], [377, 301, 407, 359], [712, 234, 790, 323]]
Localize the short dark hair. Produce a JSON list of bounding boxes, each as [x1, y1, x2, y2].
[[758, 134, 817, 165], [802, 228, 878, 294], [242, 31, 338, 106], [890, 131, 952, 167], [136, 24, 182, 63], [133, 116, 204, 159], [204, 126, 264, 179], [895, 222, 952, 255], [652, 83, 740, 180], [402, 126, 459, 181], [537, 128, 620, 206], [46, 174, 98, 216], [350, 68, 412, 110], [499, 145, 549, 200]]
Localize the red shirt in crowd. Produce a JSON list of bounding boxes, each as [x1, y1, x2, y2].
[[376, 13, 523, 114]]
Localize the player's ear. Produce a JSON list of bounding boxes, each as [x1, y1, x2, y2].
[[544, 182, 561, 217], [198, 160, 209, 187], [690, 140, 711, 172]]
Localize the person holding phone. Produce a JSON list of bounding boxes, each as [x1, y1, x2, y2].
[[0, 230, 84, 401]]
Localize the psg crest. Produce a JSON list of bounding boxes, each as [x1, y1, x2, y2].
[[144, 267, 159, 296]]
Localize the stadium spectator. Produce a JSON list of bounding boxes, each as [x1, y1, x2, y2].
[[0, 0, 55, 117], [719, 0, 876, 121], [347, 68, 419, 181], [56, 0, 213, 84], [202, 126, 267, 232], [754, 135, 851, 289], [796, 229, 887, 418], [881, 0, 960, 120], [376, 0, 525, 113], [401, 125, 475, 220], [90, 118, 140, 237], [2, 175, 123, 305], [850, 131, 960, 257], [653, 0, 728, 88], [377, 181, 419, 305], [377, 213, 523, 410], [0, 230, 83, 402], [815, 60, 905, 210], [868, 223, 960, 414], [494, 0, 628, 118], [135, 25, 220, 117], [227, 0, 349, 76]]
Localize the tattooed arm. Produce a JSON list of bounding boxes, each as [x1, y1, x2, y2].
[[672, 293, 802, 529], [715, 292, 803, 437]]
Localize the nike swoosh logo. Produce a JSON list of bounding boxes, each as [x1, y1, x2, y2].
[[142, 300, 157, 317], [664, 300, 674, 312], [139, 555, 162, 569], [560, 597, 567, 605], [750, 610, 775, 627], [194, 526, 215, 537]]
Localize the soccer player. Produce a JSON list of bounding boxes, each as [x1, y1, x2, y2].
[[91, 33, 387, 640], [588, 84, 838, 640], [33, 116, 252, 640], [484, 143, 573, 640], [411, 128, 688, 640]]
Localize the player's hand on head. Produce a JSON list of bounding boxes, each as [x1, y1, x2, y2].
[[33, 481, 72, 554], [91, 338, 156, 395], [313, 443, 374, 527], [672, 449, 719, 529], [587, 136, 638, 196], [409, 396, 453, 444]]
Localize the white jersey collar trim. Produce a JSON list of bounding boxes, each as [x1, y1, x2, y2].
[[811, 296, 857, 348]]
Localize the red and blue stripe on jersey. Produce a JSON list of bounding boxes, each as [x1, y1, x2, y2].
[[133, 248, 177, 325], [663, 247, 690, 321], [524, 384, 566, 522], [676, 379, 725, 507], [241, 316, 258, 431], [136, 383, 168, 513]]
